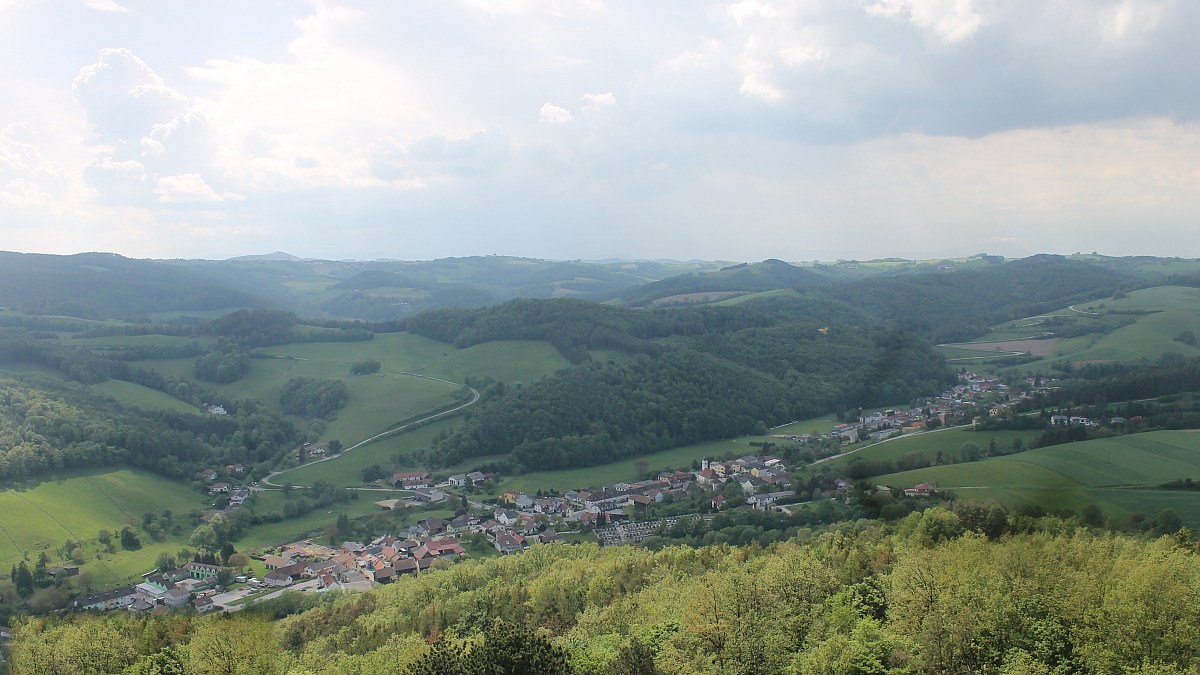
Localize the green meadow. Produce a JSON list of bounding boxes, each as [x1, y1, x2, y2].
[[812, 427, 1045, 473], [277, 417, 463, 487], [940, 286, 1200, 371], [90, 379, 200, 414], [0, 468, 209, 585], [871, 430, 1200, 525]]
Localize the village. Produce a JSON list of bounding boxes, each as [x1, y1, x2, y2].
[[70, 371, 1064, 616]]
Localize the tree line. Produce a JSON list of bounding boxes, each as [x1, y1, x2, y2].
[[14, 508, 1200, 674]]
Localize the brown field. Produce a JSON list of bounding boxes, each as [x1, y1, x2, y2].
[[943, 338, 1060, 357], [652, 291, 745, 305]]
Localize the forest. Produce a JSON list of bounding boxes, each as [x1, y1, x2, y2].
[[415, 299, 952, 471], [11, 508, 1200, 674], [0, 374, 299, 483]]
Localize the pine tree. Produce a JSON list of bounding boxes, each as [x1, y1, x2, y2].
[[14, 561, 34, 597]]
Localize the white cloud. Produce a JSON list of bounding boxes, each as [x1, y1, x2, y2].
[[155, 173, 241, 203], [82, 0, 128, 13], [582, 91, 616, 112], [0, 0, 1197, 260], [73, 48, 187, 145], [538, 102, 574, 124], [864, 0, 994, 44]]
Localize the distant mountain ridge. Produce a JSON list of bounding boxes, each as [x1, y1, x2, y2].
[[3, 250, 1199, 326]]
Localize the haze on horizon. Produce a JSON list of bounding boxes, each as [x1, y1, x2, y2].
[[1, 0, 1197, 263]]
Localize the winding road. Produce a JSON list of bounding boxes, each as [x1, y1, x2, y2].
[[261, 372, 480, 488]]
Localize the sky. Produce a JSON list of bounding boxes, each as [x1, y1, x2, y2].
[[0, 0, 1197, 263]]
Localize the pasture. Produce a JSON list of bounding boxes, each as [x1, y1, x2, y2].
[[933, 286, 1200, 372], [276, 417, 463, 487], [90, 379, 201, 414], [0, 468, 209, 585], [871, 430, 1200, 525], [812, 427, 1044, 473]]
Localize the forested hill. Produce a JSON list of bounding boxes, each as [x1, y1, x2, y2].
[[811, 254, 1129, 343], [15, 513, 1200, 674], [619, 258, 828, 306], [0, 252, 272, 320], [0, 374, 298, 482], [408, 299, 952, 470]]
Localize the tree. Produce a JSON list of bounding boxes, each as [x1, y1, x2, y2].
[[1157, 509, 1183, 535], [227, 552, 251, 569], [612, 638, 659, 675], [350, 359, 381, 375], [14, 561, 34, 597], [189, 524, 219, 553], [406, 636, 465, 675], [461, 620, 573, 675], [120, 525, 142, 550]]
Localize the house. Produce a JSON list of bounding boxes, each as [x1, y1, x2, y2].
[[48, 565, 80, 580], [904, 483, 933, 498], [200, 469, 219, 482], [75, 586, 139, 611], [208, 482, 230, 494], [225, 464, 247, 475], [263, 571, 293, 587], [390, 471, 431, 489], [193, 596, 217, 613], [495, 509, 520, 526], [493, 532, 526, 555], [412, 488, 447, 503], [182, 562, 223, 581], [448, 474, 469, 487], [165, 587, 192, 608], [262, 554, 292, 570], [420, 517, 448, 535]]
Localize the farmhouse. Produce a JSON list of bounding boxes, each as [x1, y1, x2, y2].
[[390, 471, 431, 489]]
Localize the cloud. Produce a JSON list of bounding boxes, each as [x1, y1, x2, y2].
[[73, 48, 187, 145], [155, 173, 241, 203], [82, 0, 129, 12], [538, 102, 574, 124], [1099, 0, 1168, 43], [582, 91, 616, 112], [864, 0, 994, 44]]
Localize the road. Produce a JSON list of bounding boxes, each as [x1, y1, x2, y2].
[[262, 373, 480, 488]]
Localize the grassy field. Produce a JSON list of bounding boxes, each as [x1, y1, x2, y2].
[[90, 379, 201, 414], [132, 332, 567, 448], [871, 431, 1200, 525], [948, 286, 1200, 373], [0, 468, 210, 585], [811, 427, 1045, 473], [232, 491, 384, 550], [277, 417, 463, 487]]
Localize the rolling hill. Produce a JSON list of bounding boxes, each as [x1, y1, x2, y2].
[[871, 430, 1200, 525]]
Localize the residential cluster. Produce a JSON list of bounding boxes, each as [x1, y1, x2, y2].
[[74, 561, 227, 615], [259, 525, 467, 591]]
